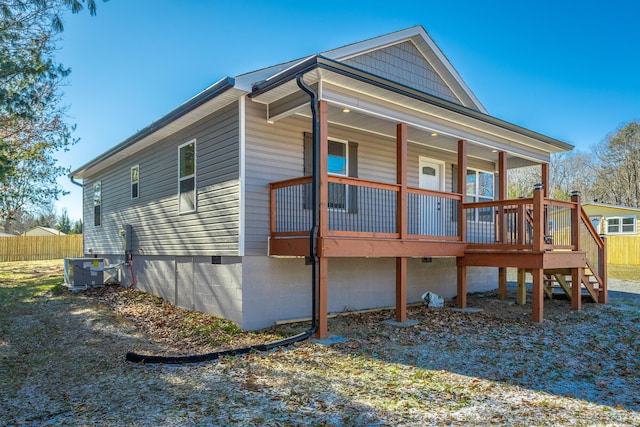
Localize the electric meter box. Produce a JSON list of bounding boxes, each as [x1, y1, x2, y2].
[[64, 258, 105, 289]]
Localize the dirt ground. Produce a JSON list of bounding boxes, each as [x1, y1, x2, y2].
[[1, 261, 638, 426]]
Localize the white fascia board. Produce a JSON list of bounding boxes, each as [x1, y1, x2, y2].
[[318, 76, 566, 153], [321, 86, 551, 163]]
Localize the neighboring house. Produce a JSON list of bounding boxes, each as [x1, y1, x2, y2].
[[23, 227, 66, 236], [582, 202, 640, 266], [0, 232, 16, 237], [582, 202, 640, 236], [70, 26, 606, 337]]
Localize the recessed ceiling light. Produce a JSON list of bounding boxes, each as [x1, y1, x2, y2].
[[342, 108, 350, 113], [491, 149, 498, 153], [431, 132, 437, 137]]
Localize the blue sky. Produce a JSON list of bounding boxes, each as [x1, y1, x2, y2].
[[54, 0, 640, 220]]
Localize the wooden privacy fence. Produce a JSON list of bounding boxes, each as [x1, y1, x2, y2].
[[605, 235, 640, 266], [0, 235, 83, 262]]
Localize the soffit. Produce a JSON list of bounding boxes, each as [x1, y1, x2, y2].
[[252, 68, 564, 164]]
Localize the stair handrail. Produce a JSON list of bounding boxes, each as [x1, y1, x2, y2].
[[578, 206, 606, 291]]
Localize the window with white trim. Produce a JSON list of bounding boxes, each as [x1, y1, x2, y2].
[[606, 216, 636, 234], [328, 139, 347, 209], [178, 140, 196, 213], [93, 181, 101, 227], [131, 165, 139, 199], [466, 168, 494, 222]]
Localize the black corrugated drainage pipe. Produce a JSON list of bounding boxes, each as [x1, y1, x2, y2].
[[126, 75, 319, 364]]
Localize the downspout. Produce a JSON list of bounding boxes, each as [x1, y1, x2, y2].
[[125, 75, 320, 364], [296, 73, 320, 335], [69, 176, 82, 187]]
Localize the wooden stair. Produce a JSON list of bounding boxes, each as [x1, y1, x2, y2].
[[543, 268, 602, 303]]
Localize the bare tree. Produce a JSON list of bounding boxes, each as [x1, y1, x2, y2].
[[549, 150, 597, 201], [593, 121, 640, 207], [507, 150, 596, 201]]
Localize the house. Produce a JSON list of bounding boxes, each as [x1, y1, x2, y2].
[[583, 202, 640, 265], [69, 26, 607, 338], [582, 202, 640, 236], [22, 227, 66, 236], [0, 232, 16, 237]]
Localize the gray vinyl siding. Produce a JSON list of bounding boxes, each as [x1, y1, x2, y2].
[[245, 101, 309, 255], [83, 101, 241, 256], [244, 100, 496, 255], [343, 41, 459, 104]]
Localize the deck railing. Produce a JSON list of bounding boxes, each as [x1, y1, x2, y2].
[[271, 178, 605, 272], [270, 176, 462, 240], [579, 208, 606, 291], [463, 196, 580, 250]]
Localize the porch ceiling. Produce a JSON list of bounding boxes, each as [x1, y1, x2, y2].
[[251, 61, 571, 166], [296, 101, 538, 168]]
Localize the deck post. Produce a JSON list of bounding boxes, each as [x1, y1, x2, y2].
[[316, 100, 329, 340], [532, 268, 544, 322], [395, 122, 408, 322], [317, 256, 328, 339], [571, 191, 581, 251], [532, 184, 545, 252], [599, 236, 608, 304], [517, 268, 527, 305], [456, 263, 467, 308], [396, 258, 407, 322], [571, 267, 582, 311], [457, 140, 467, 242], [541, 163, 550, 198], [498, 152, 507, 243], [498, 267, 507, 300], [497, 152, 508, 300], [319, 100, 329, 238], [269, 184, 276, 236]]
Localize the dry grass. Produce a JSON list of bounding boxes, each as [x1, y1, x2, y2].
[[608, 263, 640, 281], [1, 259, 639, 426]]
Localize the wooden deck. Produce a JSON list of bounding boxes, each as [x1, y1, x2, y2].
[[268, 106, 606, 338], [270, 174, 607, 338]]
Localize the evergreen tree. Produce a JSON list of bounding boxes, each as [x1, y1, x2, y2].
[[70, 218, 82, 234], [56, 208, 72, 233], [0, 0, 104, 232]]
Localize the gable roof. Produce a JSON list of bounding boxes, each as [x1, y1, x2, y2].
[[70, 26, 571, 179], [320, 26, 487, 112]]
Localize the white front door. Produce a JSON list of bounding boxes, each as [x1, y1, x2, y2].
[[418, 157, 444, 235]]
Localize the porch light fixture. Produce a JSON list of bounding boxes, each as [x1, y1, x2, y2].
[[342, 108, 350, 113], [430, 132, 437, 137]]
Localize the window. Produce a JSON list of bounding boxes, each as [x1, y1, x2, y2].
[[606, 216, 636, 234], [93, 181, 101, 226], [131, 165, 139, 199], [179, 140, 196, 212], [466, 169, 494, 222], [328, 140, 347, 209]]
